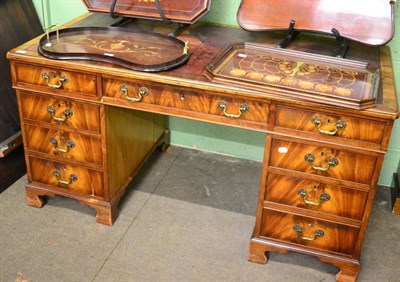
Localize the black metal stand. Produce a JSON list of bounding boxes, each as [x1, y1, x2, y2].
[[276, 20, 350, 58], [169, 23, 190, 37], [331, 28, 349, 58], [276, 20, 300, 48]]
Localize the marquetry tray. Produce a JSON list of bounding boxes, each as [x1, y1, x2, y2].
[[38, 27, 190, 72], [204, 43, 380, 109], [237, 0, 395, 46], [81, 0, 211, 24]]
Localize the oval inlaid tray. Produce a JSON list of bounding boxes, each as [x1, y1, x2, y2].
[[82, 0, 211, 24], [237, 0, 395, 46], [38, 27, 190, 72]]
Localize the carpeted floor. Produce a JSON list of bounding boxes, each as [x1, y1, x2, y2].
[[1, 146, 399, 282]]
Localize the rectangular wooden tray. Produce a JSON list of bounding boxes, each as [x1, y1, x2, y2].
[[237, 0, 395, 46], [205, 43, 381, 109], [82, 0, 211, 24]]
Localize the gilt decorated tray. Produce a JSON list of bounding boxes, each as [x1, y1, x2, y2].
[[204, 43, 380, 109], [38, 27, 190, 72], [237, 0, 395, 46], [82, 0, 211, 24]]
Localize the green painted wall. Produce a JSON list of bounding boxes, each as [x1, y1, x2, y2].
[[32, 0, 399, 186]]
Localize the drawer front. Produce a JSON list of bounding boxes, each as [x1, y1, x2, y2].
[[103, 78, 185, 109], [15, 64, 97, 97], [103, 78, 269, 125], [20, 92, 100, 133], [29, 157, 104, 197], [24, 124, 102, 165], [260, 209, 359, 256], [185, 93, 269, 124], [265, 173, 368, 220], [269, 139, 376, 184], [274, 105, 385, 144]]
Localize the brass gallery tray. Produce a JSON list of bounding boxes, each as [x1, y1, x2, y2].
[[82, 0, 211, 24], [204, 43, 380, 109], [38, 27, 190, 72], [237, 0, 395, 46]]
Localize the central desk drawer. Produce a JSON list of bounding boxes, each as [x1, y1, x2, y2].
[[24, 124, 102, 165], [15, 64, 97, 98], [29, 156, 104, 198], [102, 78, 269, 125], [269, 138, 377, 184], [20, 92, 101, 133]]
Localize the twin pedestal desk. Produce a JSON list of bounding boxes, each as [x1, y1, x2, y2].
[[7, 14, 399, 281]]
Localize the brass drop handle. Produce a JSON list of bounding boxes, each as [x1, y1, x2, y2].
[[218, 100, 249, 118], [120, 84, 148, 102], [49, 137, 75, 153], [42, 72, 68, 89], [311, 116, 346, 136], [297, 188, 331, 206], [304, 153, 339, 172], [53, 170, 78, 185], [293, 225, 325, 241], [47, 106, 73, 122]]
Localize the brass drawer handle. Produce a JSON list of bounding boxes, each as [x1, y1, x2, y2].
[[42, 72, 68, 89], [120, 84, 148, 102], [218, 100, 249, 118], [297, 188, 331, 206], [47, 106, 73, 122], [311, 116, 346, 136], [304, 153, 339, 172], [49, 137, 75, 153], [293, 225, 325, 241], [53, 170, 78, 185]]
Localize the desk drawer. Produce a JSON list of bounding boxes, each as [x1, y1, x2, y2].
[[24, 124, 102, 165], [15, 64, 97, 98], [103, 78, 269, 125], [265, 173, 368, 220], [29, 157, 104, 197], [260, 209, 359, 256], [269, 139, 377, 184], [274, 105, 385, 145], [20, 92, 101, 133]]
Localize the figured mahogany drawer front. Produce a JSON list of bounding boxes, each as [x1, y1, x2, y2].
[[269, 139, 376, 184], [265, 173, 368, 220], [274, 106, 386, 145], [103, 78, 269, 125], [24, 124, 102, 165], [29, 157, 104, 197], [103, 78, 185, 109], [20, 92, 100, 133], [15, 64, 97, 97], [260, 209, 359, 256]]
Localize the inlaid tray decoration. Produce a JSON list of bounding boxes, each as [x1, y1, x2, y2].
[[205, 43, 380, 109], [82, 0, 211, 24], [237, 0, 395, 46], [38, 27, 190, 72]]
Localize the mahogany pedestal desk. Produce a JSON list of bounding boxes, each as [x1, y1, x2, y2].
[[7, 14, 399, 282]]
